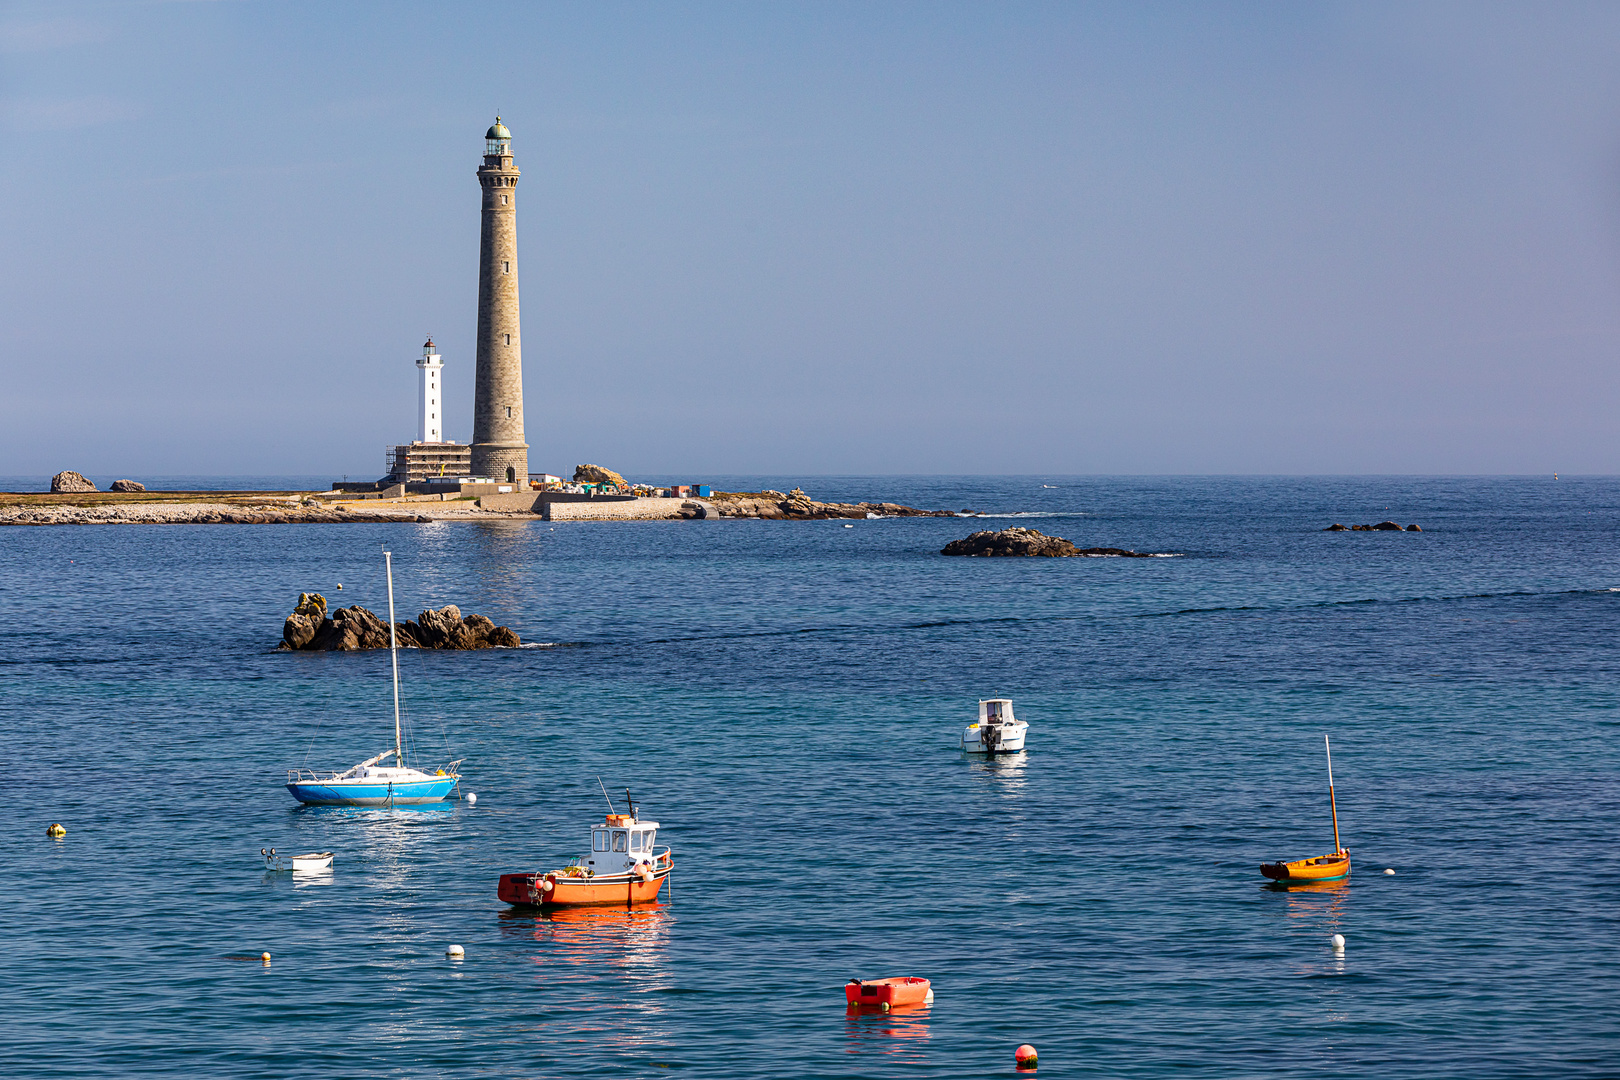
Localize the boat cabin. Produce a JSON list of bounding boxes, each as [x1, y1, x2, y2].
[[979, 699, 1016, 724], [584, 813, 661, 876]]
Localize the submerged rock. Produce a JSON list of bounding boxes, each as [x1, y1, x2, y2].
[[941, 527, 1155, 558], [279, 597, 519, 651], [51, 470, 96, 493]]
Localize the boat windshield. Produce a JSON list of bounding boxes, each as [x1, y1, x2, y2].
[[644, 828, 656, 850], [629, 831, 643, 852], [593, 830, 607, 852], [612, 830, 627, 852]]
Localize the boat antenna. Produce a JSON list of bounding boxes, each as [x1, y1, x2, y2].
[[598, 776, 615, 815], [1325, 734, 1342, 855], [385, 549, 402, 769]]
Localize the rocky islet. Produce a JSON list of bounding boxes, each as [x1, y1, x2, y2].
[[279, 593, 520, 651], [940, 526, 1157, 557]]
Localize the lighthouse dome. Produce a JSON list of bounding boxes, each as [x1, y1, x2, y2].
[[486, 118, 511, 140]]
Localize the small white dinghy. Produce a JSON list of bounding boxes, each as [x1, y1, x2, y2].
[[961, 698, 1027, 754], [262, 848, 334, 873]]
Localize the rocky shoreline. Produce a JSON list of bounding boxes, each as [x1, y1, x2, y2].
[[0, 486, 951, 525], [0, 500, 445, 526], [705, 488, 953, 520]]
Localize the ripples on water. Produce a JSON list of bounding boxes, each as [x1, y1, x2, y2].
[[2, 476, 1618, 1077]]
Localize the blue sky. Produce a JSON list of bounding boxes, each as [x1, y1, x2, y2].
[[3, 2, 1619, 477]]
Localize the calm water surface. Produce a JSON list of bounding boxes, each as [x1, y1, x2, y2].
[[2, 476, 1617, 1078]]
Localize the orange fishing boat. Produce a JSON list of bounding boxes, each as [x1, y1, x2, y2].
[[499, 787, 672, 908], [1261, 735, 1351, 884]]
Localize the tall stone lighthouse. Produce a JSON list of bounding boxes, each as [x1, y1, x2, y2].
[[470, 117, 528, 483]]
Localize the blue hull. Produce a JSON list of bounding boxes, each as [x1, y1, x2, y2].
[[286, 777, 458, 806]]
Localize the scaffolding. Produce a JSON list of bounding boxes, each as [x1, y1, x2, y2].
[[386, 442, 472, 482]]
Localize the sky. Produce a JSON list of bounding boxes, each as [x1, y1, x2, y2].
[[3, 1, 1620, 478]]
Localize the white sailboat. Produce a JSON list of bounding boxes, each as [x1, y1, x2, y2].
[[284, 551, 462, 806]]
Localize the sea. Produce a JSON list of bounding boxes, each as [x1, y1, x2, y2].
[[1, 475, 1616, 1078]]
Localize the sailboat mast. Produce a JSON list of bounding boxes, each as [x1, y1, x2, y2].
[[385, 550, 402, 767], [1326, 734, 1342, 854]]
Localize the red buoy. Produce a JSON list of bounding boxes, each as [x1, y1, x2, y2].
[[1015, 1044, 1038, 1068]]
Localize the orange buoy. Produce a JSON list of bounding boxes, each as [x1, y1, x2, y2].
[[1016, 1044, 1038, 1068]]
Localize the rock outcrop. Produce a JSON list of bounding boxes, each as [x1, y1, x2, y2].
[[941, 527, 1155, 557], [1327, 521, 1420, 532], [281, 592, 329, 649], [51, 471, 96, 493], [279, 597, 520, 651], [109, 479, 146, 492], [574, 464, 627, 486], [707, 487, 953, 520]]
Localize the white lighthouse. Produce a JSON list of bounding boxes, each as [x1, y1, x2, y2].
[[417, 338, 444, 443], [385, 337, 470, 484]]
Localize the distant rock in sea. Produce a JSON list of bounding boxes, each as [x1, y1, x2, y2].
[[941, 527, 1155, 558], [110, 479, 146, 493], [707, 487, 952, 520], [279, 592, 520, 651], [1326, 520, 1419, 532], [51, 470, 97, 493]]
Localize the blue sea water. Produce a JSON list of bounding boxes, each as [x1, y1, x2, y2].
[[2, 476, 1617, 1078]]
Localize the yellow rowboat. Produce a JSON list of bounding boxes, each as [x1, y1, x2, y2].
[[1261, 735, 1351, 884], [1261, 849, 1349, 883]]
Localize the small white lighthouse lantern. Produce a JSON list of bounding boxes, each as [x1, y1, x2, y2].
[[417, 338, 444, 443]]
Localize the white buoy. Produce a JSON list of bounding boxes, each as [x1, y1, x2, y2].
[[446, 945, 465, 958], [1331, 934, 1345, 953], [261, 952, 272, 962], [1384, 868, 1395, 875], [336, 584, 343, 590], [465, 792, 477, 806]]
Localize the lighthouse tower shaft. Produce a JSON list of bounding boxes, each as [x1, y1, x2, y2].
[[470, 119, 528, 483]]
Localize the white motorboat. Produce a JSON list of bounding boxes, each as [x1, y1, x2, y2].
[[262, 848, 334, 872], [961, 698, 1027, 753]]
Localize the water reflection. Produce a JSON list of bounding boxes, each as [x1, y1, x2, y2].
[[497, 905, 672, 973], [284, 803, 459, 891], [1263, 878, 1351, 980], [966, 751, 1028, 796], [465, 520, 539, 607], [843, 1002, 933, 1064]]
